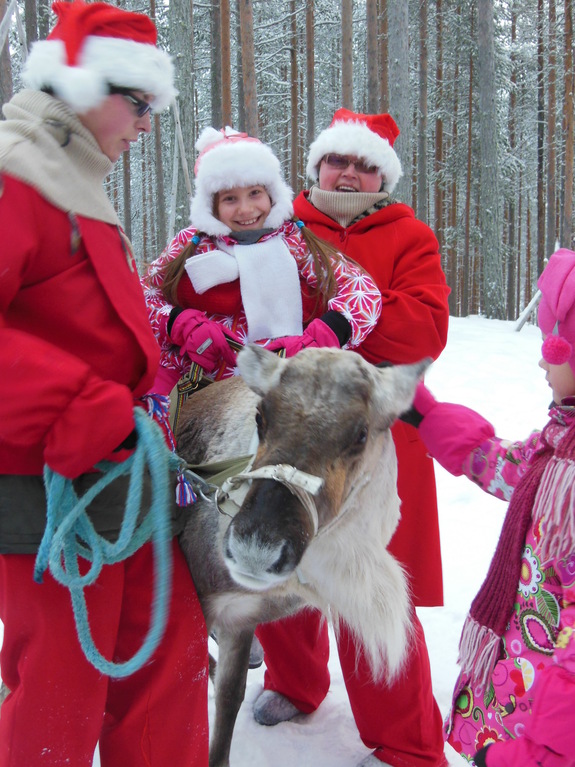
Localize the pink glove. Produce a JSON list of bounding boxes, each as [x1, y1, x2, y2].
[[266, 318, 340, 358], [169, 308, 241, 374], [410, 382, 495, 476]]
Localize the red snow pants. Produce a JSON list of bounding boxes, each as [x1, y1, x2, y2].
[[257, 609, 446, 767], [0, 540, 209, 767]]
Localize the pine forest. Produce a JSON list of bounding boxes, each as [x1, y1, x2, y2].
[[1, 0, 574, 321]]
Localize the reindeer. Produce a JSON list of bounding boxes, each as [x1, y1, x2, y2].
[[176, 345, 428, 767]]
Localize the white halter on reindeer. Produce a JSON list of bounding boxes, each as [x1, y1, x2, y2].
[[177, 344, 427, 767]]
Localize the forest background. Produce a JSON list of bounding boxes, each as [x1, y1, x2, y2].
[[1, 0, 574, 321]]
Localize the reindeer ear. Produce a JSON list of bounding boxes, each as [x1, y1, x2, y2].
[[373, 358, 432, 422], [237, 344, 287, 396]]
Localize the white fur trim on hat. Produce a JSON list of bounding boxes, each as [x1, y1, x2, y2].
[[23, 36, 176, 113], [190, 127, 294, 237], [306, 120, 403, 193]]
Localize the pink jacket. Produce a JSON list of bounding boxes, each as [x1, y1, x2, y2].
[[415, 387, 575, 767]]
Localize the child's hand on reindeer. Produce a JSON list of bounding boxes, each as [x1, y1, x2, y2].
[[168, 307, 241, 373], [266, 312, 351, 357]]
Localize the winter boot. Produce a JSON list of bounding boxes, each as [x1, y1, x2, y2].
[[253, 689, 302, 726]]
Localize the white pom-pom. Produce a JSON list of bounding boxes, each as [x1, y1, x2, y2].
[[195, 126, 226, 154]]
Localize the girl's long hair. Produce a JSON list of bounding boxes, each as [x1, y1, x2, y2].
[[156, 220, 367, 314]]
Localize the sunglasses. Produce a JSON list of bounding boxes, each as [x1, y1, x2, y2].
[[322, 153, 379, 175], [109, 86, 152, 118]]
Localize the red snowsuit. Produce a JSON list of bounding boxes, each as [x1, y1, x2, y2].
[[0, 167, 208, 766], [256, 191, 450, 767]]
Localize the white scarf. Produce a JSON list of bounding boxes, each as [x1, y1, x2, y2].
[[185, 234, 303, 342]]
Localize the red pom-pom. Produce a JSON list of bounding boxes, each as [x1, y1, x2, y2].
[[541, 334, 573, 365]]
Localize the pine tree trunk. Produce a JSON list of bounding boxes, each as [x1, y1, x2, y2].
[[306, 0, 315, 148], [238, 0, 258, 136], [341, 0, 353, 109], [562, 0, 574, 249], [221, 0, 232, 126], [366, 0, 378, 113]]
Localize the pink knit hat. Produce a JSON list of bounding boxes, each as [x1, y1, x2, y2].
[[538, 248, 575, 373]]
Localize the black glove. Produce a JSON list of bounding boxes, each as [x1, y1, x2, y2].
[[473, 745, 491, 767]]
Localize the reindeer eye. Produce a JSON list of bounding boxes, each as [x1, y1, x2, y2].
[[255, 410, 264, 437], [356, 425, 368, 446]]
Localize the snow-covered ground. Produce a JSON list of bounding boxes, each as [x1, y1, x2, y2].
[[1, 314, 551, 766]]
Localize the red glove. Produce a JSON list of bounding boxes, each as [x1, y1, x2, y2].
[[169, 308, 241, 374], [266, 318, 341, 358]]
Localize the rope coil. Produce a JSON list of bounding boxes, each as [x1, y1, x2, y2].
[[34, 408, 181, 678]]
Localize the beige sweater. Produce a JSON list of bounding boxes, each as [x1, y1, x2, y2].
[[0, 89, 120, 225]]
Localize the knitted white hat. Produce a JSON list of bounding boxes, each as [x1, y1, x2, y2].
[[189, 126, 294, 237], [306, 108, 403, 193], [22, 1, 176, 114]]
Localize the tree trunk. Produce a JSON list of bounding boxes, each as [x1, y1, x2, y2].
[[387, 2, 410, 204], [211, 0, 222, 128], [562, 0, 574, 249], [305, 0, 315, 148], [366, 0, 378, 113], [378, 0, 388, 110], [477, 0, 504, 317], [290, 0, 298, 190], [416, 0, 428, 223], [221, 0, 232, 126], [238, 0, 258, 136], [341, 0, 353, 109], [0, 0, 13, 107], [434, 0, 444, 252], [24, 0, 37, 49], [537, 0, 546, 274], [546, 0, 557, 258]]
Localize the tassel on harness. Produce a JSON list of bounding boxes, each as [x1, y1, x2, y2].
[[34, 408, 182, 678]]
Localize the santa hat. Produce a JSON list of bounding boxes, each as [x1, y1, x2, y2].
[[189, 126, 294, 237], [306, 108, 403, 193], [22, 1, 176, 114], [538, 248, 575, 374]]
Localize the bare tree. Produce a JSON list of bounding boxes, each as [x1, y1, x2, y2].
[[306, 0, 315, 147], [562, 0, 574, 249], [366, 0, 378, 113], [221, 0, 232, 126], [477, 0, 504, 317], [341, 0, 352, 108], [238, 0, 258, 136], [387, 1, 410, 204]]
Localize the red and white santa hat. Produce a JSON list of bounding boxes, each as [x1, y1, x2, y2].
[[306, 108, 403, 193], [538, 248, 575, 374], [22, 1, 176, 114], [190, 126, 294, 237]]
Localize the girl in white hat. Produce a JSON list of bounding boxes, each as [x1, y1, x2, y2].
[[142, 126, 382, 394]]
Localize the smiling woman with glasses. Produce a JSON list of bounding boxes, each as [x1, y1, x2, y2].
[[109, 85, 153, 118]]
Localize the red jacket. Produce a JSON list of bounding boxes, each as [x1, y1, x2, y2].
[[0, 174, 160, 478], [294, 191, 450, 605]]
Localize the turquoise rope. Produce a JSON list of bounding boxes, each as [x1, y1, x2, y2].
[[35, 408, 180, 678]]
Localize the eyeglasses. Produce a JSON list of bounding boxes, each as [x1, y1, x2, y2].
[[109, 86, 152, 118], [322, 153, 379, 175]]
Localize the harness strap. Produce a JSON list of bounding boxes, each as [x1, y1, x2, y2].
[[217, 464, 324, 536]]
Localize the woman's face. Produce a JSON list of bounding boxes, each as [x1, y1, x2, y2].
[[539, 354, 575, 404], [216, 185, 272, 231], [318, 155, 383, 193], [78, 90, 153, 162]]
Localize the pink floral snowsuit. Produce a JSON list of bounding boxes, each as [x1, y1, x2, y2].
[[142, 220, 382, 382], [434, 405, 575, 766]]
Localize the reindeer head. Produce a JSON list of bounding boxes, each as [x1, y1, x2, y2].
[[221, 345, 429, 592]]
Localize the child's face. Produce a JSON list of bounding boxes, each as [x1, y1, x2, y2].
[[538, 354, 575, 404], [216, 185, 272, 231]]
